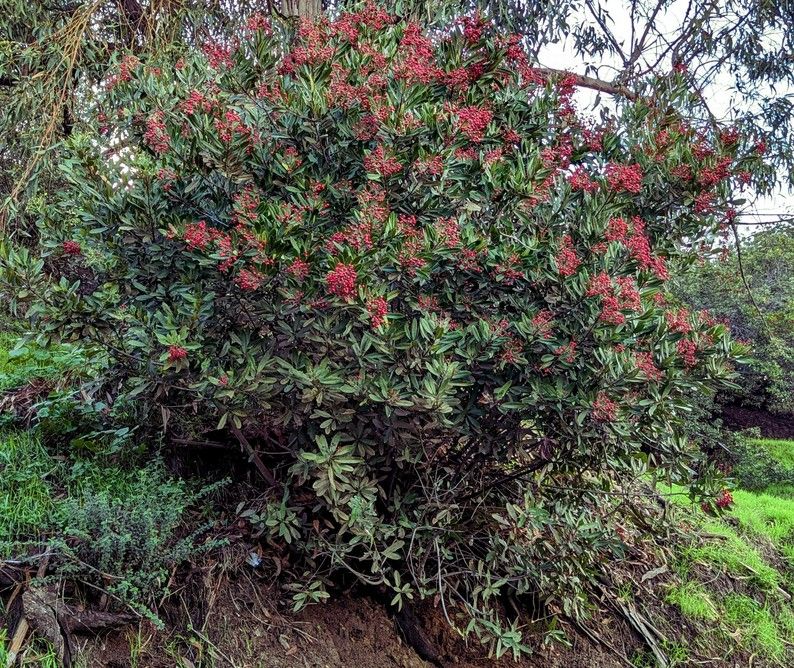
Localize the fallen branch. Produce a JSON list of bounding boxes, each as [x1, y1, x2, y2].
[[6, 556, 50, 668]]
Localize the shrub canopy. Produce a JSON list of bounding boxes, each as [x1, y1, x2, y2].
[[5, 4, 758, 652]]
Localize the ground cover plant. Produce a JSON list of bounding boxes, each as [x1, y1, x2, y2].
[[0, 4, 760, 654]]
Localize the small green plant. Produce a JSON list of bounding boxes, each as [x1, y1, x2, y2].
[[51, 463, 223, 624], [660, 640, 690, 667]]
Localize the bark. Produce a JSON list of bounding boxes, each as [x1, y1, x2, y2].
[[535, 67, 638, 100], [281, 0, 322, 19]]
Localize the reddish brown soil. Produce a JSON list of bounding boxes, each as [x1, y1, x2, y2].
[[722, 404, 794, 439]]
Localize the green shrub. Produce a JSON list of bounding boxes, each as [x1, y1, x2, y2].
[[749, 438, 794, 470], [1, 6, 757, 650], [730, 434, 794, 492]]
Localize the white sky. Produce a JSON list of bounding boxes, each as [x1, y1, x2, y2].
[[535, 0, 793, 228]]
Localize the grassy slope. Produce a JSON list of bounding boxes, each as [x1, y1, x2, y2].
[[658, 449, 794, 666]]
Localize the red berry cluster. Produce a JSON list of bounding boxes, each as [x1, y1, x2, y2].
[[144, 111, 170, 154], [531, 310, 554, 336], [605, 162, 643, 194], [287, 258, 311, 281], [715, 489, 733, 509], [665, 309, 693, 334], [326, 263, 358, 300], [62, 240, 82, 256], [364, 146, 403, 177], [367, 296, 388, 328], [634, 352, 663, 382], [592, 392, 618, 422], [586, 273, 643, 325], [202, 41, 235, 69], [236, 268, 264, 291], [568, 167, 598, 193], [676, 338, 697, 367], [168, 345, 188, 362], [454, 106, 493, 143], [184, 221, 211, 250], [556, 235, 581, 277]]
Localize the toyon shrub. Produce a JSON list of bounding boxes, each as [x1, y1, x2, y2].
[[8, 3, 758, 656]]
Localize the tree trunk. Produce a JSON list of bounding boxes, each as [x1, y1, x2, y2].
[[282, 0, 322, 19]]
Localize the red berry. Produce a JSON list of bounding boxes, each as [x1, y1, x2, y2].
[[62, 240, 82, 256], [168, 346, 188, 362]]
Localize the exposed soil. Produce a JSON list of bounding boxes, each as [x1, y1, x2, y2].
[[721, 404, 794, 439], [12, 536, 770, 668], [74, 583, 636, 668]]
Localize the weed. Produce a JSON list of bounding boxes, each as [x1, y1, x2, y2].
[[660, 639, 690, 666]]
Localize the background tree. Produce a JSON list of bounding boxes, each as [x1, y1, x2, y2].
[[673, 225, 794, 414]]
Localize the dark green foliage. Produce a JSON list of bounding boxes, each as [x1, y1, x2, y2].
[[50, 464, 221, 623]]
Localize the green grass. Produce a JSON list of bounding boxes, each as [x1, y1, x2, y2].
[[0, 331, 88, 391], [722, 594, 788, 660], [750, 438, 794, 471], [731, 489, 794, 563], [682, 519, 784, 591], [0, 627, 62, 667], [664, 581, 718, 621], [659, 439, 794, 664], [0, 430, 56, 548]]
